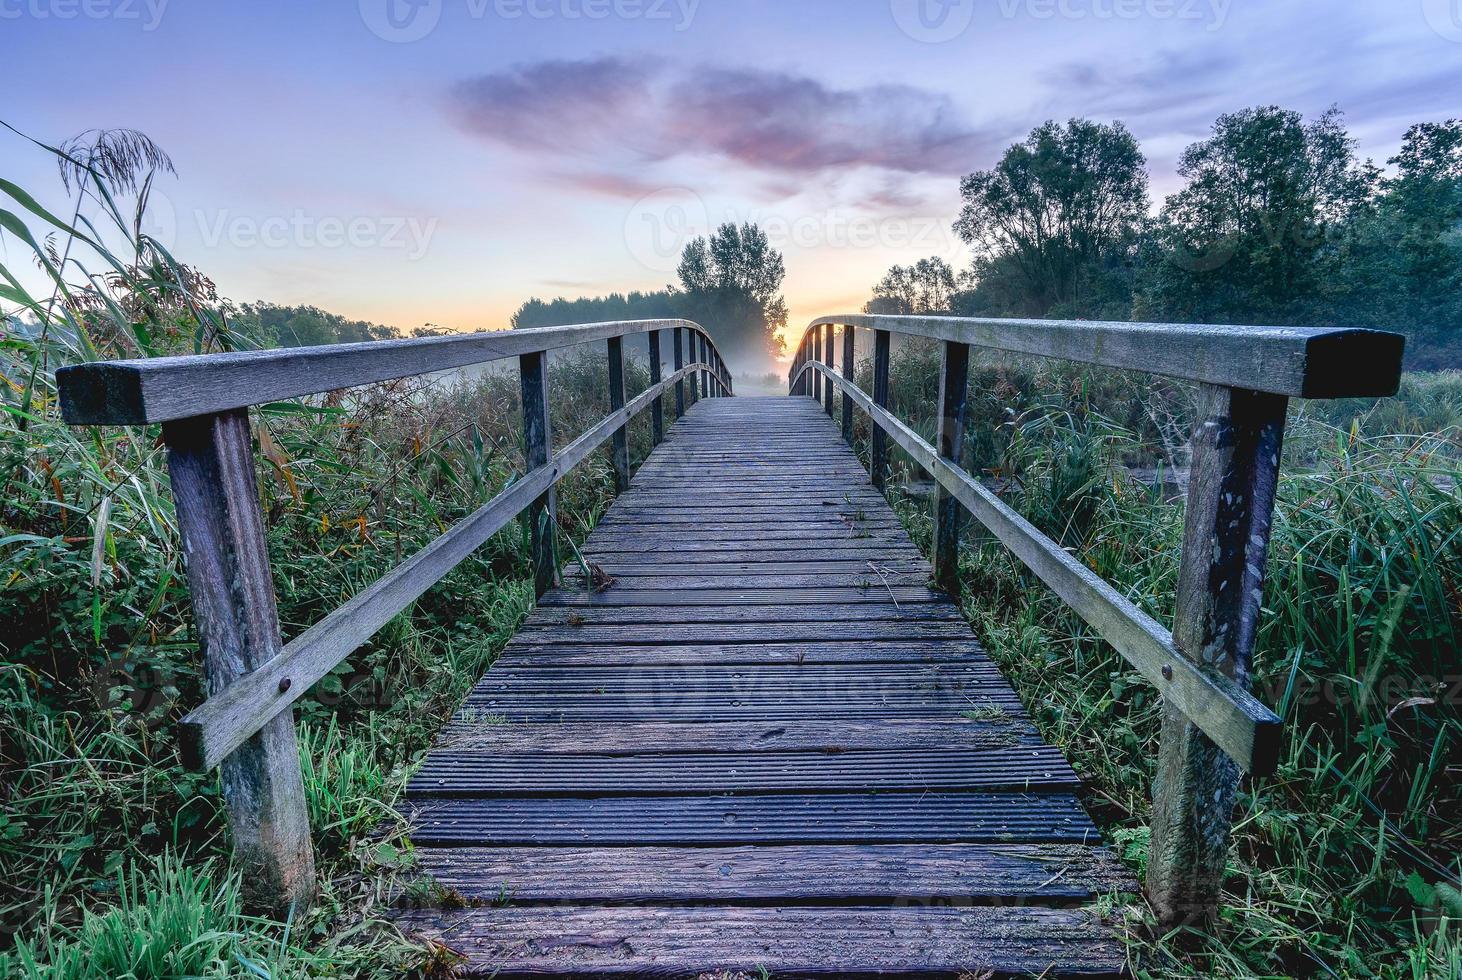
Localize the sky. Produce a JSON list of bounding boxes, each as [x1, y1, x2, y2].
[[5, 0, 1462, 360]]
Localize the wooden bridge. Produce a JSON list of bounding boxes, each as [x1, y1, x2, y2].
[[58, 315, 1403, 977]]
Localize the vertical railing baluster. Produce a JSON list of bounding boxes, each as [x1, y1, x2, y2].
[[841, 322, 855, 442], [648, 329, 663, 445], [518, 350, 557, 596], [607, 336, 630, 490], [162, 409, 316, 914], [813, 328, 823, 403], [932, 341, 970, 595], [700, 334, 710, 399], [1147, 385, 1287, 927], [674, 328, 686, 416], [687, 329, 698, 408], [823, 324, 835, 417], [871, 329, 891, 490]]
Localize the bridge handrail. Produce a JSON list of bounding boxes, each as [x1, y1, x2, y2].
[[57, 317, 730, 424], [787, 312, 1404, 927], [803, 313, 1403, 398], [58, 319, 733, 912]]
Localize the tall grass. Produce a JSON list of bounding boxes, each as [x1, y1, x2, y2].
[[1, 130, 645, 972], [858, 338, 1462, 977]]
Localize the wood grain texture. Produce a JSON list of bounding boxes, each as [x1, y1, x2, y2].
[[606, 336, 630, 491], [800, 362, 1279, 774], [933, 340, 970, 595], [393, 397, 1125, 976], [872, 327, 892, 489], [395, 905, 1128, 978], [1146, 385, 1288, 927], [804, 313, 1403, 397], [415, 843, 1136, 902], [179, 365, 707, 773], [59, 318, 726, 424], [647, 328, 663, 445], [519, 349, 557, 598], [162, 411, 315, 913]]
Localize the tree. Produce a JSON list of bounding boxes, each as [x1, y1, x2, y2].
[[1136, 106, 1378, 325], [511, 290, 680, 329], [864, 257, 959, 314], [954, 119, 1148, 318], [233, 302, 401, 348], [677, 223, 788, 363]]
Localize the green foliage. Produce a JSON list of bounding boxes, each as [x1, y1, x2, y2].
[[0, 126, 629, 973], [864, 257, 959, 315], [676, 222, 788, 362], [1138, 105, 1379, 325], [231, 302, 403, 348], [511, 221, 790, 370], [953, 118, 1149, 318], [862, 353, 1462, 977], [878, 109, 1462, 369]]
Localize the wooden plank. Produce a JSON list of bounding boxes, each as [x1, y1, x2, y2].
[[539, 587, 941, 606], [407, 746, 1077, 796], [434, 719, 1040, 754], [524, 604, 959, 624], [395, 904, 1128, 978], [401, 791, 1099, 845], [414, 843, 1136, 902], [501, 622, 974, 644], [59, 318, 716, 425], [1147, 384, 1288, 927], [494, 640, 981, 668], [809, 313, 1404, 397], [806, 362, 1280, 774], [162, 410, 315, 913]]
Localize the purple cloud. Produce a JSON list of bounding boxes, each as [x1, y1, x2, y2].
[[447, 57, 1000, 190]]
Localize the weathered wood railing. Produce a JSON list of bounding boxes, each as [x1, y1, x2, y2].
[[788, 313, 1405, 927], [57, 319, 732, 913]]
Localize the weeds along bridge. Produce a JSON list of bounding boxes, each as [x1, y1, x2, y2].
[[59, 315, 1404, 977]]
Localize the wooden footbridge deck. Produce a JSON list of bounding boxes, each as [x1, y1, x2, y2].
[[58, 314, 1403, 977], [396, 395, 1134, 976]]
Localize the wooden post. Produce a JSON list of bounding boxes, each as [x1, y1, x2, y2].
[[699, 334, 710, 399], [1147, 385, 1288, 927], [607, 336, 631, 490], [823, 324, 835, 417], [518, 350, 557, 596], [648, 329, 663, 445], [932, 341, 970, 596], [841, 322, 855, 442], [686, 330, 698, 407], [871, 329, 891, 490], [813, 328, 823, 403], [673, 328, 686, 416], [161, 410, 315, 915]]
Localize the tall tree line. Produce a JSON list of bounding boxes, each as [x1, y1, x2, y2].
[[868, 108, 1462, 369]]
